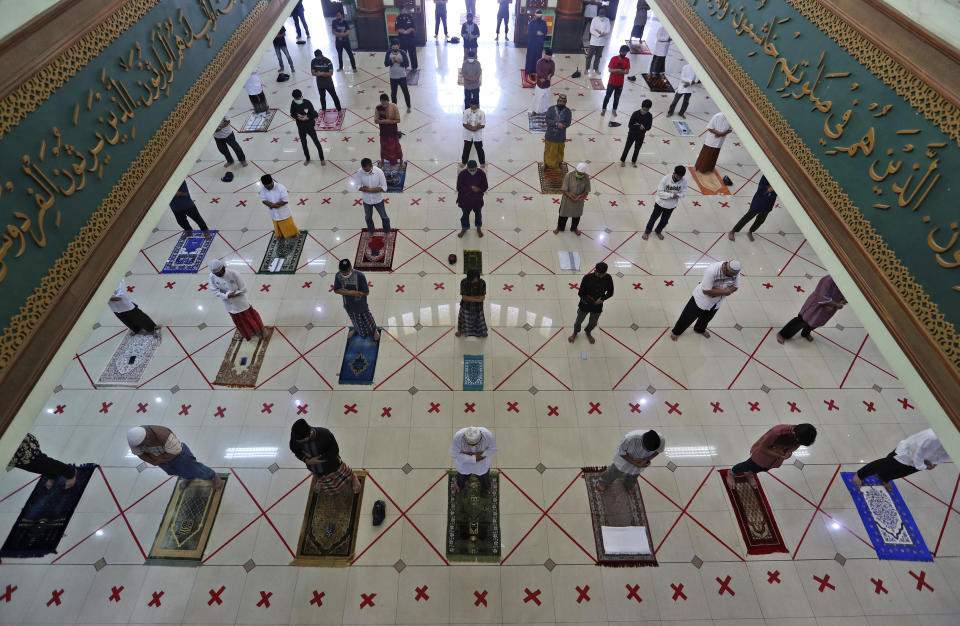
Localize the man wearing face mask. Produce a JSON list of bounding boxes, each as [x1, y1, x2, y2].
[[461, 13, 479, 56], [554, 163, 591, 235], [461, 49, 482, 109], [543, 94, 572, 169], [585, 8, 612, 74], [384, 42, 412, 112], [461, 102, 486, 167], [530, 47, 555, 115], [290, 89, 325, 166], [456, 160, 488, 238], [643, 165, 687, 240], [601, 45, 631, 117]]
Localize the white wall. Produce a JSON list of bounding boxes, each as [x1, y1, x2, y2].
[[0, 0, 60, 43], [876, 0, 960, 49]]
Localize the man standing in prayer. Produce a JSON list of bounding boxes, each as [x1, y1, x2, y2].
[[569, 261, 614, 344], [451, 427, 498, 493], [461, 49, 482, 109], [259, 174, 299, 240], [355, 158, 391, 235], [290, 89, 325, 166], [290, 0, 309, 43], [544, 94, 572, 169], [457, 269, 487, 338], [374, 93, 404, 165], [531, 47, 555, 115], [729, 175, 775, 241], [776, 275, 846, 343], [8, 433, 78, 490], [524, 10, 548, 76], [495, 0, 512, 40], [600, 45, 631, 117], [554, 162, 590, 235], [434, 0, 449, 40], [461, 101, 486, 166], [245, 71, 268, 113], [310, 49, 341, 112], [385, 43, 412, 112], [667, 63, 696, 118], [649, 25, 670, 76], [461, 13, 480, 57], [619, 98, 652, 167], [631, 0, 649, 39], [209, 259, 265, 341], [582, 0, 601, 44], [695, 111, 732, 173], [290, 419, 361, 494], [395, 4, 419, 71], [596, 430, 664, 493], [853, 429, 951, 491], [169, 181, 211, 240], [334, 259, 380, 340], [670, 259, 740, 340], [465, 0, 477, 15], [726, 424, 817, 488], [110, 278, 159, 335], [456, 160, 488, 238], [273, 27, 295, 74], [127, 426, 223, 490], [212, 115, 248, 168], [332, 11, 357, 71], [642, 165, 687, 239], [585, 9, 612, 74]]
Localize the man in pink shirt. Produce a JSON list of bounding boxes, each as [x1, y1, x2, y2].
[[726, 423, 817, 488]]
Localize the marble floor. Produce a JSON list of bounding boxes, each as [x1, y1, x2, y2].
[[1, 2, 958, 625]]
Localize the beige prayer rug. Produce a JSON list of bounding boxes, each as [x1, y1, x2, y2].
[[145, 473, 228, 565], [582, 467, 658, 566], [96, 330, 161, 388], [240, 109, 276, 132], [688, 167, 732, 195], [291, 471, 366, 567], [212, 327, 273, 388], [537, 162, 568, 194]]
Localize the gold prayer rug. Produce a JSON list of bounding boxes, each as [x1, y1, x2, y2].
[[538, 162, 568, 194], [446, 471, 501, 563], [291, 470, 366, 567], [212, 327, 273, 388], [719, 469, 788, 555], [144, 473, 228, 565], [640, 73, 675, 92], [688, 167, 732, 195]]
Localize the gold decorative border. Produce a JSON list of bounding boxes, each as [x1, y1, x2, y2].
[[0, 0, 271, 368], [671, 0, 959, 370]]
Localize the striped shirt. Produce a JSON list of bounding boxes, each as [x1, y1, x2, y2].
[[612, 429, 665, 475]]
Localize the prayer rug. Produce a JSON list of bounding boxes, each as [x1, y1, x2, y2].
[[463, 249, 482, 274], [377, 160, 407, 192], [842, 472, 933, 561], [719, 468, 788, 555], [0, 463, 97, 558], [258, 230, 308, 273], [462, 354, 484, 390], [212, 327, 273, 388], [240, 109, 276, 132], [538, 162, 568, 194], [354, 230, 397, 271], [581, 467, 658, 566], [96, 331, 161, 388], [528, 112, 547, 133], [559, 251, 581, 271], [161, 230, 218, 273], [640, 73, 675, 92], [144, 474, 228, 566], [457, 68, 464, 85], [406, 69, 420, 85], [688, 167, 731, 195], [520, 69, 536, 88], [291, 471, 365, 566], [590, 78, 605, 90], [672, 120, 694, 135], [446, 470, 501, 562], [338, 330, 380, 385], [626, 39, 652, 55], [314, 109, 345, 131]]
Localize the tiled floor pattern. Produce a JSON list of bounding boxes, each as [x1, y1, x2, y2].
[[1, 3, 958, 625]]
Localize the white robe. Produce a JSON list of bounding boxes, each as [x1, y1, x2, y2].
[[532, 86, 551, 114], [210, 269, 252, 314], [451, 427, 498, 476]]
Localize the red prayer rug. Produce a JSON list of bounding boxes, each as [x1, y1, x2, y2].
[[314, 109, 345, 131], [626, 39, 652, 55], [354, 230, 397, 271], [590, 78, 605, 90], [719, 469, 788, 555], [688, 167, 732, 195], [520, 69, 536, 88]]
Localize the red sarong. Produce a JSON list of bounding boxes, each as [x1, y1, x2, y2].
[[230, 306, 264, 340]]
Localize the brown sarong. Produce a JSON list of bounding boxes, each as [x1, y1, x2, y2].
[[695, 145, 721, 173], [314, 460, 355, 494]]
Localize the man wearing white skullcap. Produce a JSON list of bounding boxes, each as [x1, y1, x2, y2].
[[451, 426, 498, 493], [208, 259, 265, 341], [555, 163, 591, 235], [127, 426, 223, 490], [670, 259, 741, 340]]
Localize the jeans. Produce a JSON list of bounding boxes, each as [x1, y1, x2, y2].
[[461, 140, 485, 164], [335, 40, 356, 70], [274, 42, 293, 71], [172, 204, 209, 233], [668, 92, 691, 116], [316, 82, 341, 111], [435, 6, 448, 36], [456, 471, 490, 491], [363, 201, 391, 234], [671, 297, 718, 336], [158, 443, 216, 481], [585, 45, 604, 72], [598, 464, 639, 490], [732, 209, 768, 233], [460, 206, 482, 229], [292, 11, 310, 39], [620, 133, 646, 163], [297, 124, 324, 161], [557, 215, 580, 231], [730, 457, 770, 476], [778, 315, 814, 339], [856, 451, 919, 483], [390, 78, 411, 108], [602, 84, 623, 111], [644, 203, 674, 234], [464, 87, 479, 110], [214, 132, 246, 164], [574, 308, 601, 333]]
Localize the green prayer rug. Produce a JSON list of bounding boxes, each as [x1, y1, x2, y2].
[[446, 470, 501, 563], [144, 473, 228, 566], [257, 230, 307, 274], [291, 471, 365, 567], [463, 250, 482, 275]]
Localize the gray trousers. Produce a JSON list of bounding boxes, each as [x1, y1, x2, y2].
[[574, 308, 601, 334], [599, 463, 639, 489]]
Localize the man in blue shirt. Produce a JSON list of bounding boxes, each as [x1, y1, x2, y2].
[[334, 259, 380, 340], [728, 175, 776, 241], [169, 181, 211, 239], [524, 10, 548, 75]]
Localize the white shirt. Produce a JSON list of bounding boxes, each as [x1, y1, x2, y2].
[[589, 16, 611, 46], [653, 26, 671, 56], [677, 64, 696, 94], [259, 182, 291, 222], [692, 261, 740, 311], [894, 429, 951, 470], [213, 115, 234, 139], [704, 112, 732, 148], [584, 1, 598, 18], [612, 429, 666, 474], [210, 268, 252, 314], [108, 280, 136, 313], [462, 108, 485, 141], [451, 427, 498, 476], [355, 167, 387, 205], [244, 73, 262, 95], [655, 173, 687, 209]]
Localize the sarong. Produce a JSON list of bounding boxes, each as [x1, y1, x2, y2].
[[457, 305, 488, 337], [532, 86, 551, 114], [230, 306, 264, 340], [313, 460, 355, 494], [347, 309, 378, 338], [544, 141, 565, 169], [695, 145, 721, 173], [379, 128, 403, 163], [273, 216, 300, 239]]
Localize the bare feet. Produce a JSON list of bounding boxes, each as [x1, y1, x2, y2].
[[452, 481, 461, 494], [612, 110, 618, 117], [553, 228, 560, 234], [476, 227, 483, 237], [776, 333, 785, 344], [457, 229, 467, 238], [304, 159, 310, 166], [44, 478, 55, 490], [240, 161, 249, 167], [728, 231, 735, 241], [213, 475, 224, 490], [882, 481, 893, 492], [347, 329, 357, 338], [574, 229, 582, 236], [641, 233, 649, 240], [670, 333, 679, 341], [656, 232, 665, 240], [747, 473, 759, 488], [632, 162, 637, 168], [803, 334, 814, 342], [595, 483, 608, 493], [64, 475, 77, 490], [586, 333, 596, 344], [620, 161, 625, 168], [851, 474, 863, 488], [203, 231, 213, 241], [725, 472, 737, 489], [352, 475, 362, 494], [320, 160, 326, 166], [568, 333, 577, 343], [179, 479, 194, 490], [373, 330, 381, 341], [600, 110, 606, 116], [747, 232, 755, 242], [701, 330, 711, 338], [455, 331, 462, 337]]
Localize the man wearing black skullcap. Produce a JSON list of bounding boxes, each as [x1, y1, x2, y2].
[[290, 420, 361, 494]]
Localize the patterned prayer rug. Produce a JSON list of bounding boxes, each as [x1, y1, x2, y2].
[[626, 39, 652, 55], [641, 73, 675, 92], [291, 471, 365, 566], [354, 230, 397, 271], [161, 230, 218, 273], [672, 120, 694, 135], [719, 468, 789, 555], [406, 69, 420, 85], [144, 474, 228, 566], [457, 68, 464, 85], [520, 69, 536, 88], [314, 109, 345, 131], [0, 463, 97, 558], [590, 78, 605, 90], [96, 331, 161, 388], [463, 249, 482, 274], [688, 168, 732, 195], [581, 467, 658, 566], [842, 472, 933, 561], [538, 162, 568, 194], [446, 471, 501, 562], [463, 354, 483, 390], [338, 330, 381, 385], [377, 160, 407, 192], [258, 230, 307, 273], [212, 327, 273, 388], [240, 109, 276, 132], [528, 112, 547, 133]]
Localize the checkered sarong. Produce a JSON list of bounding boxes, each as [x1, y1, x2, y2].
[[457, 306, 487, 337], [347, 309, 378, 338], [314, 460, 354, 494]]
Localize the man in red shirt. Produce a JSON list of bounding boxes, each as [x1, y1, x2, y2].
[[600, 46, 631, 117], [726, 423, 817, 488]]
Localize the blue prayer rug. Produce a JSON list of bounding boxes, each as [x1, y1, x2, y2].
[[161, 230, 218, 273], [672, 120, 693, 135], [377, 161, 406, 192], [338, 329, 381, 385], [842, 472, 933, 561], [463, 354, 483, 390]]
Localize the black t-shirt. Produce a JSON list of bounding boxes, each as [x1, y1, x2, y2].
[[577, 273, 615, 312], [310, 56, 334, 86], [627, 109, 653, 136], [332, 18, 350, 38], [396, 14, 416, 45], [290, 99, 318, 127]]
